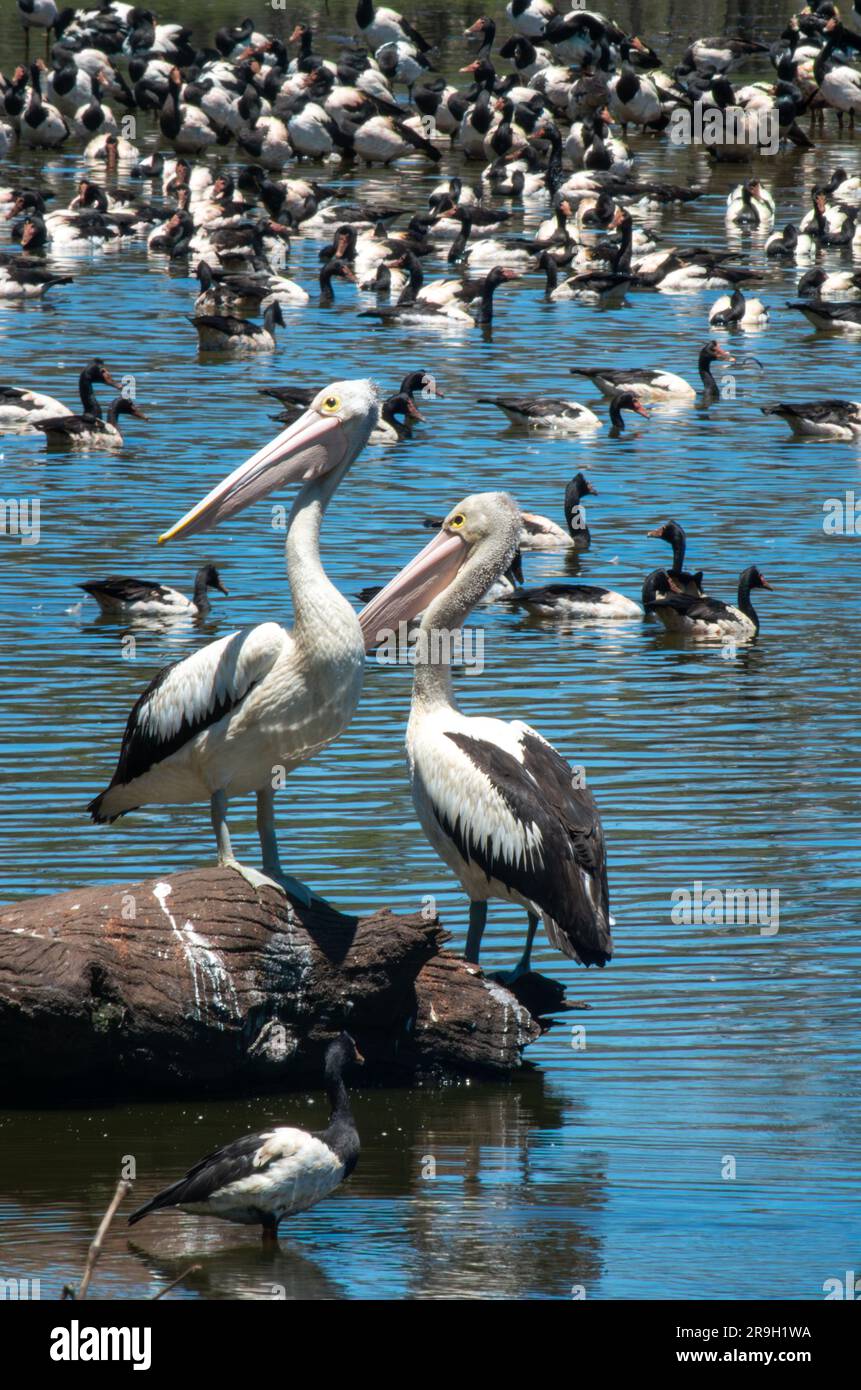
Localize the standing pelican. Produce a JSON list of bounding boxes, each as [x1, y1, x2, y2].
[[88, 381, 380, 906], [358, 492, 613, 980]]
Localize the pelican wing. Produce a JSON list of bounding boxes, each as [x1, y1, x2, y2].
[[431, 723, 612, 965], [90, 622, 288, 814]]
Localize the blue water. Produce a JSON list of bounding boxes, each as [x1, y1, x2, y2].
[[0, 0, 859, 1300]]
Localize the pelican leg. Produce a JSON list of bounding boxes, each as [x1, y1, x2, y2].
[[255, 786, 353, 919], [501, 912, 539, 983], [255, 785, 315, 907], [210, 789, 284, 895], [465, 900, 487, 964]]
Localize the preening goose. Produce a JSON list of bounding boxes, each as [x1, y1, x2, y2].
[[358, 492, 613, 980], [79, 564, 229, 619], [646, 566, 773, 639], [785, 299, 861, 331], [128, 1032, 363, 1242], [709, 288, 769, 329]]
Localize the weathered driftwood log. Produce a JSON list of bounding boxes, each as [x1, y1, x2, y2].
[[0, 869, 541, 1099]]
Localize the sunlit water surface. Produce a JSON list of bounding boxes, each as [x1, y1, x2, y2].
[[0, 0, 859, 1300]]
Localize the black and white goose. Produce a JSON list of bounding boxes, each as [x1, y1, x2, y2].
[[477, 394, 603, 432], [797, 267, 861, 299], [358, 492, 613, 981], [79, 564, 229, 619], [188, 301, 286, 353], [128, 1033, 363, 1242], [34, 396, 148, 449], [708, 288, 769, 329], [646, 566, 773, 639], [761, 399, 861, 439], [500, 578, 643, 621], [570, 342, 734, 403], [0, 359, 118, 430], [646, 521, 705, 595], [519, 473, 597, 551], [423, 473, 597, 552], [784, 299, 861, 331]]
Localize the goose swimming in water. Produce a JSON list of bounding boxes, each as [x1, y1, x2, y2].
[[500, 580, 643, 621], [570, 342, 734, 403], [709, 288, 769, 329], [784, 299, 861, 331], [646, 566, 773, 640], [79, 564, 229, 619], [477, 394, 603, 432], [646, 521, 705, 595], [519, 473, 597, 551], [0, 359, 118, 430], [188, 301, 286, 353], [422, 473, 597, 552], [761, 399, 861, 439], [797, 267, 861, 299], [358, 492, 613, 980], [34, 396, 148, 449], [128, 1032, 363, 1242], [88, 381, 379, 909]]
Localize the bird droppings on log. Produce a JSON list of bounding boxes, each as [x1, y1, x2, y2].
[[0, 868, 556, 1101]]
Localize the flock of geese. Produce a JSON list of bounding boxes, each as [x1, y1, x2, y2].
[[0, 0, 851, 1240]]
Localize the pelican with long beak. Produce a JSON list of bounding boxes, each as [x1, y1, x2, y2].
[[358, 494, 613, 980], [88, 381, 379, 907]]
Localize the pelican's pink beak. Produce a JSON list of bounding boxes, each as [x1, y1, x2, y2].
[[358, 527, 468, 652], [158, 408, 347, 543]]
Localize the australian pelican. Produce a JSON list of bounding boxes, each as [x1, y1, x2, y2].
[[128, 1033, 362, 1242], [88, 380, 379, 907], [358, 491, 613, 980]]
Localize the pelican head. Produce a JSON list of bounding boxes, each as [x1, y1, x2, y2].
[[358, 491, 521, 651], [159, 379, 379, 543]]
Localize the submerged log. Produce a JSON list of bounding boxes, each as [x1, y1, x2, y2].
[[0, 869, 541, 1100]]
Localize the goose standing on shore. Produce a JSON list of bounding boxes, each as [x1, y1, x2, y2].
[[88, 382, 379, 908], [128, 1033, 363, 1242], [79, 564, 229, 619], [358, 492, 613, 980]]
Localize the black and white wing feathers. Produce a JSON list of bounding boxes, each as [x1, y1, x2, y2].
[[435, 725, 612, 966]]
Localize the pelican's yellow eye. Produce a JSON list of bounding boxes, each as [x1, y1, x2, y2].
[[320, 394, 341, 414], [449, 513, 465, 529]]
